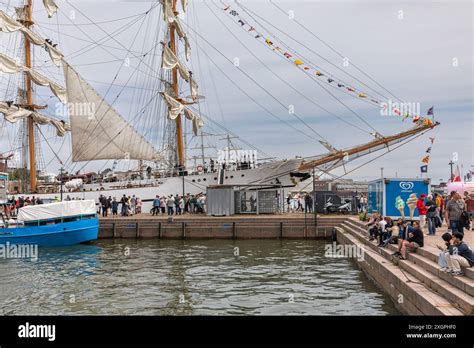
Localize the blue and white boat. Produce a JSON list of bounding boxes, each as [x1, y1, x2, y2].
[[0, 200, 99, 247]]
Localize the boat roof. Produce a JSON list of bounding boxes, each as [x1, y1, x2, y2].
[[17, 200, 96, 222]]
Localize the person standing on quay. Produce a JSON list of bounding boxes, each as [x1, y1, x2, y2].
[[152, 195, 160, 216], [131, 195, 137, 215], [167, 195, 175, 215], [112, 197, 119, 216], [425, 195, 437, 236], [417, 193, 427, 229], [446, 192, 465, 234]]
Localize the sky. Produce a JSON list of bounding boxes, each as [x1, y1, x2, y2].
[[0, 0, 472, 184]]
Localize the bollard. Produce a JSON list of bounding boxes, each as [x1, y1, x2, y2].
[[182, 222, 186, 239], [280, 222, 283, 239], [136, 222, 139, 239], [113, 222, 116, 238]]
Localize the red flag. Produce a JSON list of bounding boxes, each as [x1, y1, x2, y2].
[[453, 165, 461, 182]]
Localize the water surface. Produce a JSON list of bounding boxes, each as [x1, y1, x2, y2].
[[0, 240, 398, 315]]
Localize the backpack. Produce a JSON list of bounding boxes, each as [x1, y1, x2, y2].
[[460, 211, 470, 229]]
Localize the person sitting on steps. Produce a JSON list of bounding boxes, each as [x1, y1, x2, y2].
[[393, 221, 424, 260], [445, 232, 474, 276], [367, 212, 381, 241], [436, 232, 453, 272]]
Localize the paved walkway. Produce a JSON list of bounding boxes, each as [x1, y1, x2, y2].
[[422, 223, 474, 248]]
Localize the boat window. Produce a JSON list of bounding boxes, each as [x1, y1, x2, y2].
[[80, 214, 97, 220], [63, 216, 80, 223]]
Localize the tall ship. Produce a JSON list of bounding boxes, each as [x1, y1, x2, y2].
[[0, 0, 438, 205]]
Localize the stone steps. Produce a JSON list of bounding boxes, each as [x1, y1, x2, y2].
[[335, 226, 464, 315], [340, 220, 474, 315], [345, 219, 474, 280]]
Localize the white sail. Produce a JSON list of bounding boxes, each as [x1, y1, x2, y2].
[[0, 102, 70, 136], [162, 0, 175, 24], [162, 44, 190, 81], [0, 10, 64, 67], [0, 53, 21, 73], [63, 62, 159, 162], [181, 0, 188, 12], [183, 108, 204, 136], [25, 68, 67, 103], [0, 53, 67, 102], [161, 92, 185, 120], [43, 0, 59, 18]]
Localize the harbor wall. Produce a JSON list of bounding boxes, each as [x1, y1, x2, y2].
[[99, 216, 345, 239]]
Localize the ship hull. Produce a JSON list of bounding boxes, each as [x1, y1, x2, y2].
[[0, 218, 99, 247], [33, 159, 307, 209]]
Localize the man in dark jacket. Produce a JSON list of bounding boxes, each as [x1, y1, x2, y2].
[[445, 232, 473, 275], [394, 221, 423, 260]]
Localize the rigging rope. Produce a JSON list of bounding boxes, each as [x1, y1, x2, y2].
[[181, 21, 330, 144], [269, 0, 405, 104], [206, 1, 372, 136]]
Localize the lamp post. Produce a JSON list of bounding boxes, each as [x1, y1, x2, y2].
[[448, 161, 454, 181], [59, 167, 64, 201], [313, 167, 317, 227]]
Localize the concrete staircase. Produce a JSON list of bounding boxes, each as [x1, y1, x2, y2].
[[337, 218, 474, 315]]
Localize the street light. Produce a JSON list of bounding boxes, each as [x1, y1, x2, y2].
[[59, 167, 64, 201], [313, 167, 317, 227], [448, 161, 454, 181]]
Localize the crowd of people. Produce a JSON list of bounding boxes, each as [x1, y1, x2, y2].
[[285, 193, 314, 213], [151, 193, 206, 216], [366, 190, 473, 276], [96, 193, 208, 217], [97, 194, 142, 217], [0, 195, 58, 218]]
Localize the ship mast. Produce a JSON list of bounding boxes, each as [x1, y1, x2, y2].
[[170, 0, 185, 171], [23, 0, 37, 192]]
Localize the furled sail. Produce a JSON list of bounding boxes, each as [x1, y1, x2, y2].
[[181, 0, 188, 12], [0, 53, 67, 102], [162, 44, 190, 81], [63, 62, 159, 162], [0, 10, 64, 67], [183, 108, 204, 136], [43, 0, 59, 18], [161, 93, 204, 135], [0, 102, 70, 136], [161, 92, 185, 119]]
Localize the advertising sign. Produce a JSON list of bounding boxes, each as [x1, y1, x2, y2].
[[385, 179, 429, 219]]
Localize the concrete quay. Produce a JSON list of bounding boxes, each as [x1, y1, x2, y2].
[[99, 214, 345, 239]]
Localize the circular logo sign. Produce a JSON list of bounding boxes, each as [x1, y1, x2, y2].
[[399, 181, 414, 190]]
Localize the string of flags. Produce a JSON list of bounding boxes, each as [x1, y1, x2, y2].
[[222, 5, 381, 104], [222, 4, 437, 127], [420, 136, 435, 173]]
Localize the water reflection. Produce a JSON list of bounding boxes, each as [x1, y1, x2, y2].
[[0, 240, 398, 315]]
